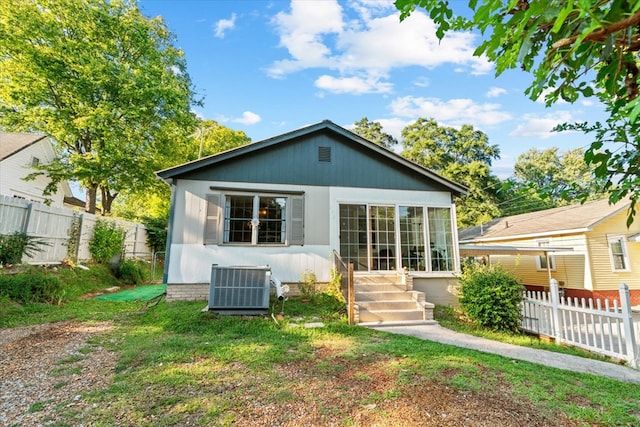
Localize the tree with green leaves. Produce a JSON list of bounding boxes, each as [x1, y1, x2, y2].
[[498, 147, 604, 216], [514, 147, 603, 204], [394, 0, 640, 224], [112, 119, 250, 221], [352, 117, 398, 149], [0, 0, 198, 215], [401, 118, 501, 227], [189, 119, 252, 160]]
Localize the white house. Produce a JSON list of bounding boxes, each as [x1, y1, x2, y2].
[[157, 120, 466, 304], [0, 132, 73, 208]]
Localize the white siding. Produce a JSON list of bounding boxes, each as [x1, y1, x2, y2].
[[166, 180, 456, 286], [588, 214, 640, 291], [0, 138, 69, 207]]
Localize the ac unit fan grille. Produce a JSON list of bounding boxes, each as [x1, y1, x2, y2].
[[208, 266, 271, 314]]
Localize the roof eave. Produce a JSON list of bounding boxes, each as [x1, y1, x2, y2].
[[460, 227, 591, 243], [459, 244, 574, 257], [156, 120, 468, 195]]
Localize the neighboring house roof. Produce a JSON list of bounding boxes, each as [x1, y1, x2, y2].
[[459, 244, 574, 257], [0, 132, 49, 161], [157, 119, 467, 196], [459, 197, 632, 242], [63, 196, 86, 208]]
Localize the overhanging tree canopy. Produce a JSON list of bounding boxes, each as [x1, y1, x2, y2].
[[394, 0, 640, 224], [0, 0, 199, 214]]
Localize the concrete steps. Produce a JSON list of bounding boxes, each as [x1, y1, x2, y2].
[[354, 274, 435, 326]]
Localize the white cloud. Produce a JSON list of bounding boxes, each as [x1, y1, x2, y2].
[[214, 13, 237, 38], [376, 117, 412, 142], [231, 111, 262, 125], [267, 0, 344, 77], [266, 1, 491, 92], [389, 96, 512, 127], [315, 74, 393, 94], [486, 87, 507, 98], [413, 76, 430, 88], [508, 112, 575, 139]]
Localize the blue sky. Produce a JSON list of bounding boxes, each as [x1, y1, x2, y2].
[[138, 0, 605, 179]]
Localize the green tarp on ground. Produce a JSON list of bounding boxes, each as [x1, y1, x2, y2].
[[95, 284, 166, 302]]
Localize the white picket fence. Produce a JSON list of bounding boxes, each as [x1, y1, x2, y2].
[[0, 195, 151, 264], [521, 279, 639, 369]]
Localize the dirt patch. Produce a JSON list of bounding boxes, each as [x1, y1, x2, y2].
[[229, 347, 579, 427], [0, 324, 583, 426], [0, 321, 117, 426]]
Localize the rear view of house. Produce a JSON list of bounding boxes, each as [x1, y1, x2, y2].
[[459, 198, 640, 305], [157, 120, 466, 305]]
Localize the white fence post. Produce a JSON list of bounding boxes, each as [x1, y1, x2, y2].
[[549, 278, 563, 343], [619, 283, 639, 369], [22, 201, 34, 233]]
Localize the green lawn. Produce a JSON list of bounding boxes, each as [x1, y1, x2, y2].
[[1, 271, 639, 426]]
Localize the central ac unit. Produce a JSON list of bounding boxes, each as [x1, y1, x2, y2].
[[207, 265, 272, 315]]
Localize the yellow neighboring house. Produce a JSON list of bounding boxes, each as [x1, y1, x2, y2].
[[458, 198, 640, 306]]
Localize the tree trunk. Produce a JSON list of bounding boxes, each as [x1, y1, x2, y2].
[[100, 186, 118, 216], [85, 183, 98, 214]]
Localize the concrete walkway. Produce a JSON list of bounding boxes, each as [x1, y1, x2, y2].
[[369, 322, 640, 384]]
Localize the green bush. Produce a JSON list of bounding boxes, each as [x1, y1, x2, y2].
[[0, 232, 49, 265], [299, 270, 318, 299], [89, 220, 125, 264], [458, 262, 525, 333], [143, 216, 168, 253], [327, 267, 345, 302], [118, 259, 149, 285], [0, 270, 64, 304]]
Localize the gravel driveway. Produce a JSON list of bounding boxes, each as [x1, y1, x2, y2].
[[0, 321, 117, 426]]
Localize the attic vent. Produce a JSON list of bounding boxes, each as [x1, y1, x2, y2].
[[318, 146, 331, 162]]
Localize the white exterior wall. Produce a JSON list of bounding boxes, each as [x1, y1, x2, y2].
[[167, 180, 332, 286], [0, 138, 69, 207], [166, 180, 456, 290]]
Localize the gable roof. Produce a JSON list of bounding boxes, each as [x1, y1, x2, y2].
[[157, 120, 467, 195], [459, 197, 632, 242], [0, 132, 50, 161]]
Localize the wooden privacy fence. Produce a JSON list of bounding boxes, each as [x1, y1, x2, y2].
[[0, 195, 151, 264], [521, 278, 639, 369]]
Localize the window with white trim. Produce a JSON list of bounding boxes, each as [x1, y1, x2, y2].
[[427, 207, 455, 272], [607, 235, 630, 271], [535, 239, 555, 271], [224, 195, 286, 244], [204, 191, 304, 246]]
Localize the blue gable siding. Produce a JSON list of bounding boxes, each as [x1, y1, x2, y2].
[[174, 130, 448, 192]]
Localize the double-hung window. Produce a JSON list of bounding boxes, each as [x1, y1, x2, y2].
[[607, 235, 630, 271]]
